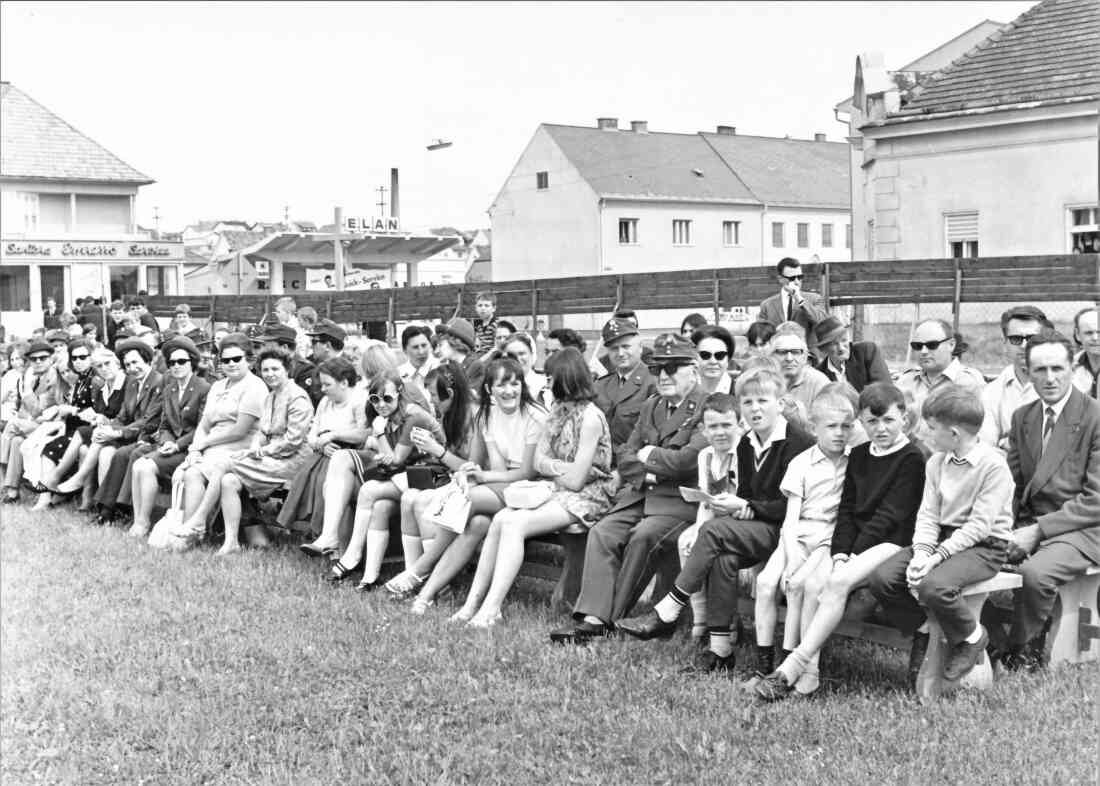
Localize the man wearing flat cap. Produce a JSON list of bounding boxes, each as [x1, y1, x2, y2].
[[811, 316, 891, 393], [256, 323, 320, 406], [551, 333, 709, 643], [593, 317, 657, 464]]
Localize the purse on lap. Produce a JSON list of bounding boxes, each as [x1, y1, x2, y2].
[[422, 480, 472, 534], [502, 479, 555, 510]]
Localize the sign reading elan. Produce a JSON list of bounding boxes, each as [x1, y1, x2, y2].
[[343, 216, 401, 233]]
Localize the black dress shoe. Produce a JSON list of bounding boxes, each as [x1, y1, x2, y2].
[[943, 627, 989, 681], [616, 610, 677, 641], [550, 620, 609, 644], [681, 649, 736, 674]]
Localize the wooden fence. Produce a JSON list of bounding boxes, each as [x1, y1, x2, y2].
[[146, 254, 1100, 332]]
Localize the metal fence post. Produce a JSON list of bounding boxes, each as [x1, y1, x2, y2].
[[952, 257, 962, 334], [712, 269, 720, 323]]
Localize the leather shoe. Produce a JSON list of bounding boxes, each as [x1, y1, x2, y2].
[[943, 627, 989, 681], [681, 649, 736, 675], [549, 619, 609, 645], [615, 610, 677, 641]]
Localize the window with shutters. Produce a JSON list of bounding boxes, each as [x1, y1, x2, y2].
[[796, 223, 809, 248], [821, 224, 833, 247], [672, 219, 692, 246], [1070, 206, 1099, 254], [945, 211, 979, 258]]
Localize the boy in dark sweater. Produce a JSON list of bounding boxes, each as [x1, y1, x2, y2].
[[616, 366, 814, 672], [756, 382, 926, 701]]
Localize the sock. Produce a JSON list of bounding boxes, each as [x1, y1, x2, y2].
[[401, 534, 423, 568], [421, 537, 435, 554], [708, 628, 732, 658], [582, 615, 605, 627], [964, 624, 983, 644], [654, 585, 690, 623], [777, 649, 810, 683], [362, 530, 390, 582], [917, 622, 930, 634]]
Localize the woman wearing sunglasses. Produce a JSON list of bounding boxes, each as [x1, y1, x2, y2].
[[277, 356, 369, 539], [173, 333, 268, 538], [207, 346, 314, 554], [455, 347, 618, 627], [691, 324, 736, 396], [28, 340, 98, 509], [1, 340, 61, 503], [407, 356, 547, 614], [326, 370, 448, 586]]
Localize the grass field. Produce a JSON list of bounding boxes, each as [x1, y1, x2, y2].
[[2, 505, 1097, 785]]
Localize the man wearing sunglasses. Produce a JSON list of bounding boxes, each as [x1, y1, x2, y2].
[[552, 333, 709, 644], [0, 341, 61, 503], [896, 319, 986, 451], [593, 317, 657, 462], [757, 258, 828, 340], [979, 306, 1050, 451]]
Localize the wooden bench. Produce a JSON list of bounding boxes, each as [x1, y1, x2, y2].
[[1050, 564, 1100, 666]]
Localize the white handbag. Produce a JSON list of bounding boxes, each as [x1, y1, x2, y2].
[[422, 480, 472, 534], [502, 480, 555, 510], [148, 482, 205, 551]]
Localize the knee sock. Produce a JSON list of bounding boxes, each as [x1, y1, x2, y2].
[[690, 592, 707, 639], [422, 537, 435, 554], [708, 628, 733, 658], [401, 534, 423, 568], [964, 624, 983, 644], [654, 585, 691, 623], [756, 645, 775, 676], [777, 649, 810, 683], [362, 530, 389, 582]]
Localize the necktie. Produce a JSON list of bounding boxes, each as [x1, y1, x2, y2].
[[786, 295, 794, 322], [1041, 406, 1056, 452], [619, 376, 627, 388]]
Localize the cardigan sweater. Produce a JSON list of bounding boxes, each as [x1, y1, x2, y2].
[[831, 441, 926, 556], [736, 421, 815, 524]]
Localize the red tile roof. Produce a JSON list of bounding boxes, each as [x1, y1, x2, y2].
[[0, 82, 153, 184], [894, 0, 1100, 118]]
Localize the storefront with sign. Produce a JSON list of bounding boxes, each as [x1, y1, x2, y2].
[[0, 238, 184, 336]]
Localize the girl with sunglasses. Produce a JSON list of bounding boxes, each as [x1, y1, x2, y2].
[[407, 356, 546, 614], [326, 370, 447, 586], [173, 333, 268, 538], [278, 356, 369, 540], [28, 340, 98, 509], [691, 324, 736, 396], [455, 347, 618, 627]]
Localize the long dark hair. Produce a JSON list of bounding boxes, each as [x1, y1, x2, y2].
[[476, 356, 541, 429], [545, 347, 595, 404], [424, 360, 471, 449]]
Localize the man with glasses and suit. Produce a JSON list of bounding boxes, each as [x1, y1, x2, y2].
[[1003, 331, 1100, 671], [979, 306, 1050, 451], [757, 258, 828, 340], [896, 319, 986, 452]]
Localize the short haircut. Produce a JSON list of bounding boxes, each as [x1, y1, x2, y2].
[[691, 324, 734, 355], [110, 300, 125, 311], [545, 347, 596, 403], [681, 312, 708, 334], [298, 306, 318, 326], [548, 328, 586, 354], [317, 356, 359, 386], [922, 385, 984, 434], [776, 257, 801, 275], [1025, 329, 1075, 367], [746, 321, 776, 347], [702, 392, 738, 416], [257, 345, 294, 371], [401, 324, 433, 349], [811, 382, 858, 422], [916, 319, 953, 342], [734, 365, 786, 399], [497, 319, 517, 334], [275, 296, 297, 313], [120, 342, 154, 364], [126, 296, 145, 308], [1072, 306, 1100, 338], [771, 321, 807, 345], [1000, 306, 1049, 336], [858, 382, 907, 416], [475, 291, 495, 304], [91, 348, 118, 366]]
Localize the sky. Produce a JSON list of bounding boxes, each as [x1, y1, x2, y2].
[[1, 0, 1037, 233]]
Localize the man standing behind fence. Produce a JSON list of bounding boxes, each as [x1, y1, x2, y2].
[[979, 306, 1049, 451], [758, 258, 828, 340]]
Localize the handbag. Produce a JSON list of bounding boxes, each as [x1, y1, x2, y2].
[[148, 481, 205, 552], [406, 464, 450, 491], [502, 479, 555, 510], [422, 479, 472, 534]]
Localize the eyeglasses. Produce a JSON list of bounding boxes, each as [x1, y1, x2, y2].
[[168, 357, 192, 367], [70, 353, 90, 361], [219, 354, 246, 364], [648, 362, 690, 377], [29, 355, 51, 362], [782, 274, 804, 282], [369, 393, 397, 406], [909, 340, 947, 351], [697, 350, 729, 361], [774, 348, 805, 357], [1004, 334, 1035, 346]]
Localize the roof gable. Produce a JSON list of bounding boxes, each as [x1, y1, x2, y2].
[[0, 82, 153, 184], [896, 0, 1100, 117]]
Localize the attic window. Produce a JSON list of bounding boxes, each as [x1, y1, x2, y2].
[[536, 171, 549, 190]]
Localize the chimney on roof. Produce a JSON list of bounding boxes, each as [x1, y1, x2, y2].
[[814, 133, 826, 142], [630, 120, 648, 134], [597, 117, 619, 131], [716, 125, 736, 136]]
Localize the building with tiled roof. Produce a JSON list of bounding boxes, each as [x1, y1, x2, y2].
[[0, 82, 183, 337], [489, 119, 851, 280], [844, 0, 1098, 260]]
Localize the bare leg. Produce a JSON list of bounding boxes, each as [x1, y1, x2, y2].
[[754, 548, 787, 648], [95, 445, 117, 486], [783, 548, 828, 651], [399, 488, 424, 568], [217, 474, 243, 555], [52, 434, 84, 485], [453, 515, 504, 622], [129, 457, 160, 535], [335, 480, 398, 575], [61, 442, 100, 494], [416, 486, 504, 604], [304, 450, 358, 551]]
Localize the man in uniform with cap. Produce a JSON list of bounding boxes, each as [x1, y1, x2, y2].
[[593, 317, 657, 464], [306, 319, 347, 397], [979, 305, 1049, 451], [811, 315, 891, 393], [255, 323, 320, 406], [551, 334, 709, 644]]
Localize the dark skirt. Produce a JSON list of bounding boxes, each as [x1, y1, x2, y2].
[[41, 416, 86, 464], [275, 452, 330, 537]]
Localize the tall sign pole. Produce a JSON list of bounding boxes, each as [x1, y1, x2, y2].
[[333, 206, 346, 291]]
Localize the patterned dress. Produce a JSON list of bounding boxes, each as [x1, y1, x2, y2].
[[542, 400, 619, 526], [224, 380, 315, 499], [42, 369, 98, 463]]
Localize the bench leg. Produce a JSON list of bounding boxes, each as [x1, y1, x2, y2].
[[1050, 571, 1100, 666], [551, 533, 587, 616], [916, 592, 994, 702]]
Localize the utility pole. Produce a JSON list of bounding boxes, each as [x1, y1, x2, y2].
[[284, 204, 290, 226], [375, 186, 388, 217], [153, 206, 160, 239]]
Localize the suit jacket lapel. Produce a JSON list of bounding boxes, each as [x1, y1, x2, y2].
[[1028, 391, 1084, 496]]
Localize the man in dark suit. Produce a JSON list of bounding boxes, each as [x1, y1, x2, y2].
[[593, 317, 657, 464], [91, 339, 164, 524], [1004, 331, 1100, 670], [551, 334, 709, 644], [812, 315, 891, 392], [757, 257, 828, 339]]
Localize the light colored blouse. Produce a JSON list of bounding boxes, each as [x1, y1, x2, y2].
[[259, 381, 314, 459], [200, 373, 268, 453], [484, 404, 546, 470], [308, 390, 368, 448]]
